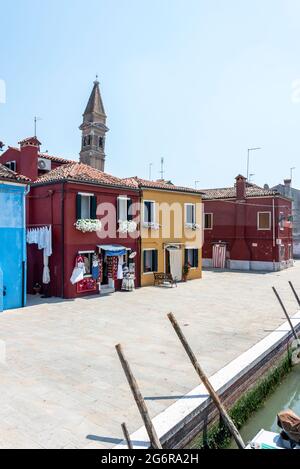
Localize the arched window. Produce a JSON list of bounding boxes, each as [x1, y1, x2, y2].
[[99, 137, 104, 148]]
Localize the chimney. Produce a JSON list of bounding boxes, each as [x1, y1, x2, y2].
[[18, 136, 41, 180], [235, 174, 247, 200], [284, 179, 292, 188]]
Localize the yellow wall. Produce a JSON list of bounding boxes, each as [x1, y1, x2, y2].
[[141, 189, 203, 286]]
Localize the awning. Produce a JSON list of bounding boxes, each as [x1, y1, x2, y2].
[[97, 244, 127, 257]]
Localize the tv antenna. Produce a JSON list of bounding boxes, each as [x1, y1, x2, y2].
[[34, 116, 42, 137], [160, 157, 165, 180]]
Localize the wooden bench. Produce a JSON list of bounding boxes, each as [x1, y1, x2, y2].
[[154, 272, 177, 287]]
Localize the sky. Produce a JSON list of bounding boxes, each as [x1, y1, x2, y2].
[[1, 0, 300, 189]]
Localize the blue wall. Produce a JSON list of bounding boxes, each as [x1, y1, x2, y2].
[[0, 183, 27, 311]]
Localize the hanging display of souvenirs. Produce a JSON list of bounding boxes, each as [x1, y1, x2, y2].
[[107, 256, 118, 280], [70, 253, 102, 294]]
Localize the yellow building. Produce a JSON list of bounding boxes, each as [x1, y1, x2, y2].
[[124, 178, 203, 286]]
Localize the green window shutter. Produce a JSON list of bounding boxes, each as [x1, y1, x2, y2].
[[76, 194, 82, 220], [184, 249, 188, 265], [127, 198, 133, 221], [194, 249, 199, 268], [117, 197, 120, 223], [153, 250, 158, 272], [90, 196, 97, 219]]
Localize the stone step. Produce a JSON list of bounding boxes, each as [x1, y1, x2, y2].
[[100, 286, 115, 296]]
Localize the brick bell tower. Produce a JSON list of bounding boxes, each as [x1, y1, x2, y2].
[[79, 78, 109, 171]]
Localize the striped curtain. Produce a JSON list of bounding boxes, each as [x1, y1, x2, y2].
[[212, 244, 226, 269]]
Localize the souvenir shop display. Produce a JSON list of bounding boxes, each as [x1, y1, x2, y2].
[[107, 256, 118, 280], [70, 253, 101, 294], [121, 263, 135, 292]]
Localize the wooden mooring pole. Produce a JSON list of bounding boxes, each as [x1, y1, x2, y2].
[[272, 287, 300, 345], [289, 281, 300, 308], [167, 313, 246, 450], [115, 344, 162, 449], [121, 422, 133, 450]]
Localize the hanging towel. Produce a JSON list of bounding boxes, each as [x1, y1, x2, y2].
[[42, 252, 50, 285]]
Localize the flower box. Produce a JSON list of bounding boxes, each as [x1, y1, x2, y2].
[[74, 219, 102, 233], [118, 220, 137, 234]]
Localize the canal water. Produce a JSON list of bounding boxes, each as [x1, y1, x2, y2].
[[230, 367, 300, 448]]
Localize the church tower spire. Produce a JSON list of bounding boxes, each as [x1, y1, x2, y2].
[[79, 78, 109, 171]]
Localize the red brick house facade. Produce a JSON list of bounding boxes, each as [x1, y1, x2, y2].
[[0, 138, 141, 299], [202, 175, 293, 271]]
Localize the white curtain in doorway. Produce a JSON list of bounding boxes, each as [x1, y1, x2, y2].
[[168, 248, 182, 282]]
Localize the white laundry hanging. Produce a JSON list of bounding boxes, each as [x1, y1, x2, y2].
[[27, 226, 53, 284]]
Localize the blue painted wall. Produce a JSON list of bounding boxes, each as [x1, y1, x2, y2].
[[0, 183, 27, 311]]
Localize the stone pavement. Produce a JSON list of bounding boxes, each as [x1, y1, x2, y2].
[[0, 262, 299, 448]]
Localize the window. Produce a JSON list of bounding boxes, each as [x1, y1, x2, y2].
[[144, 201, 155, 224], [185, 204, 196, 224], [117, 196, 132, 222], [82, 137, 86, 147], [279, 244, 285, 260], [99, 137, 104, 148], [279, 212, 285, 230], [258, 212, 271, 230], [204, 213, 213, 230], [76, 193, 97, 220], [143, 249, 158, 273], [185, 248, 199, 268], [80, 251, 94, 277], [5, 161, 16, 172]]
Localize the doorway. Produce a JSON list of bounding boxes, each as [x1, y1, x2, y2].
[[212, 244, 226, 269], [166, 246, 182, 282]]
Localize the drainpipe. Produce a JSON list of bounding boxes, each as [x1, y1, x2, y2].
[[23, 184, 31, 307], [61, 182, 65, 298], [272, 198, 276, 271]]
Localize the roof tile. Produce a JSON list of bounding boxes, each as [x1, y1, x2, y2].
[[202, 183, 279, 200], [122, 176, 203, 195], [0, 163, 30, 183], [34, 163, 138, 188]]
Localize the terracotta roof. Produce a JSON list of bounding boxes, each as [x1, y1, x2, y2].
[[18, 136, 41, 146], [39, 153, 75, 164], [0, 163, 30, 183], [34, 163, 138, 188], [122, 176, 203, 195], [202, 183, 279, 200], [6, 147, 75, 165]]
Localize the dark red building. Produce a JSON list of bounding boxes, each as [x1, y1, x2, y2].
[[0, 81, 142, 299], [202, 175, 293, 271], [0, 137, 141, 299]]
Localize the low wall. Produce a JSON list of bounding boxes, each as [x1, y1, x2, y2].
[[115, 311, 300, 450], [202, 258, 294, 272]]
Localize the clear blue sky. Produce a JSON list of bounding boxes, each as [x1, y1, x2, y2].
[[1, 0, 300, 189]]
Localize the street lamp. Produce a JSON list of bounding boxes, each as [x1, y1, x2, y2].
[[247, 147, 261, 181], [290, 167, 296, 183]]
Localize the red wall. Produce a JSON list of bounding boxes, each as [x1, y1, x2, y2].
[[27, 181, 141, 299], [27, 182, 64, 297], [203, 196, 293, 263]]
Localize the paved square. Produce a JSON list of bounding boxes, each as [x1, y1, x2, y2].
[[0, 263, 299, 448]]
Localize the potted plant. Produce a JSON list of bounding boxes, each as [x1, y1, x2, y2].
[[33, 282, 42, 295], [182, 263, 190, 282]]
